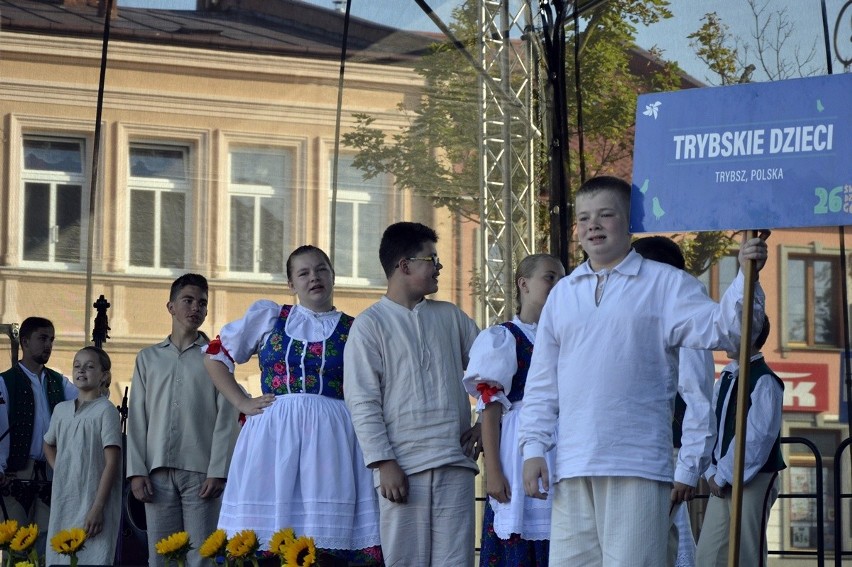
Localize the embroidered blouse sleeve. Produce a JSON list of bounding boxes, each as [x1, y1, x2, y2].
[[205, 300, 282, 373], [463, 324, 518, 412]]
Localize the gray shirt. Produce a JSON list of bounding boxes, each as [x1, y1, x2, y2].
[[126, 335, 239, 479], [344, 296, 479, 477]]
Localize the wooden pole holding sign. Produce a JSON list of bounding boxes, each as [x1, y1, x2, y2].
[[726, 229, 758, 567]]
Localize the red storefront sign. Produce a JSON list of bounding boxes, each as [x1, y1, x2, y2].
[[772, 361, 830, 413], [714, 360, 830, 413]]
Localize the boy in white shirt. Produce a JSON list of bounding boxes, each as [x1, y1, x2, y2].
[[344, 221, 481, 567], [696, 315, 784, 567], [518, 175, 769, 566]]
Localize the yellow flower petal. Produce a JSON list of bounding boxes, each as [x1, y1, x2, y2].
[[0, 519, 19, 546], [284, 536, 316, 567], [268, 527, 296, 557], [155, 531, 191, 557], [225, 529, 259, 559], [9, 524, 39, 553], [199, 529, 227, 559], [50, 527, 87, 556]]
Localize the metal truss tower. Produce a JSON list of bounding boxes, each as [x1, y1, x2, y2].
[[478, 0, 538, 325]]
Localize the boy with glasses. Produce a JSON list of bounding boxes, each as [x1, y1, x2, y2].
[[345, 221, 481, 567]]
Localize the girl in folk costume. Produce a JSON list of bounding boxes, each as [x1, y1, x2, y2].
[[203, 245, 381, 565], [44, 347, 122, 566], [463, 254, 564, 566]]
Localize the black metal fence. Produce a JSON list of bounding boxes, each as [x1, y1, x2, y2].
[[473, 435, 852, 565]]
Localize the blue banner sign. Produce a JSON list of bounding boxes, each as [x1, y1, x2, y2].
[[631, 74, 852, 233]]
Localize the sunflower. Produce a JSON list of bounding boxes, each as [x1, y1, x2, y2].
[[155, 531, 192, 566], [225, 529, 259, 559], [0, 519, 19, 547], [283, 536, 316, 567], [198, 529, 227, 559], [9, 524, 38, 553], [267, 528, 295, 558], [50, 527, 87, 555]]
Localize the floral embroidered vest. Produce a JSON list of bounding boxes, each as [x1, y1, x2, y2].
[[500, 322, 534, 404], [257, 305, 353, 399]]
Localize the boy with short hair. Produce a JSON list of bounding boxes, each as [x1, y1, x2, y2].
[[695, 315, 784, 567], [127, 274, 239, 567], [518, 176, 769, 566], [0, 317, 77, 554], [344, 221, 480, 567]]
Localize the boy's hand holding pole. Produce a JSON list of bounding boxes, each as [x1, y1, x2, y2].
[[728, 229, 770, 567]]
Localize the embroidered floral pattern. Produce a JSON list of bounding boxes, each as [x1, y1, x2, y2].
[[257, 307, 352, 399]]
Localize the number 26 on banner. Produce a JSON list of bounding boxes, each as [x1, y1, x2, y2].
[[814, 185, 850, 214]]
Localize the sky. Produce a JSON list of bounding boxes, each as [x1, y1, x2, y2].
[[118, 0, 846, 81]]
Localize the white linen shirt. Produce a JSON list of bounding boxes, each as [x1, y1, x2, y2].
[[675, 347, 716, 486], [518, 250, 765, 484], [704, 353, 783, 488], [344, 296, 480, 477]]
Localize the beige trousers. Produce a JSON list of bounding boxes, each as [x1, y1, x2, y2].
[[695, 471, 779, 567], [549, 476, 671, 567], [377, 466, 475, 567]]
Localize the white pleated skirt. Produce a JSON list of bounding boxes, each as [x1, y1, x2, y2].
[[218, 393, 380, 551], [490, 401, 555, 541]]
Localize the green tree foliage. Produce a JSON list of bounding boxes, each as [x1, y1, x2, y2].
[[343, 3, 481, 221], [688, 12, 738, 85]]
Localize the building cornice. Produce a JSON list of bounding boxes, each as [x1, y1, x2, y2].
[[1, 77, 409, 131], [1, 32, 426, 90]]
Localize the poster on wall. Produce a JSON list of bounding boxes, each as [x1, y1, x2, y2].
[[631, 73, 852, 233], [788, 465, 835, 551]]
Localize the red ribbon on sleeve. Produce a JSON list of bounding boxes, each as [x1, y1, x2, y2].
[[206, 336, 234, 362], [476, 383, 502, 404]]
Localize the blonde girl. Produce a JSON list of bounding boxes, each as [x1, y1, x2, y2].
[[44, 346, 121, 566], [463, 254, 564, 566]]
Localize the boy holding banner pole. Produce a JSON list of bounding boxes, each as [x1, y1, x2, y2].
[[518, 176, 769, 566], [695, 312, 785, 567]]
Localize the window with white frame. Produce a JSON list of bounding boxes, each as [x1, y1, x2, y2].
[[330, 154, 389, 286], [128, 143, 189, 270], [228, 148, 291, 276], [21, 136, 86, 266], [784, 253, 842, 348]]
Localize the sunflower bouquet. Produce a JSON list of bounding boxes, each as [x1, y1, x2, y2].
[[8, 524, 39, 567], [155, 531, 192, 567], [225, 529, 260, 567], [50, 528, 87, 567]]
